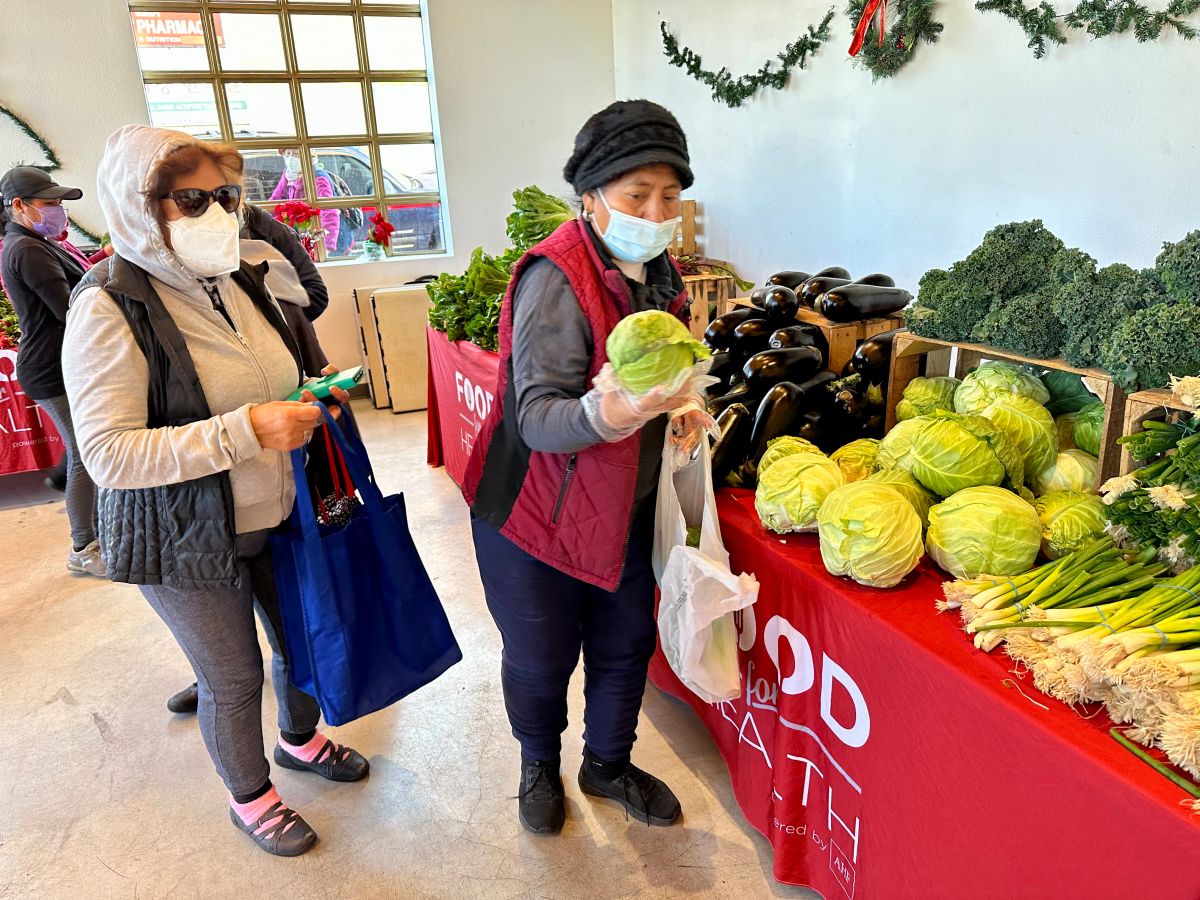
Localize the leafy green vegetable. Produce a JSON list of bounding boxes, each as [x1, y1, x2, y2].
[[926, 486, 1041, 578], [908, 410, 1025, 497], [1155, 230, 1200, 304], [426, 268, 505, 352], [607, 310, 709, 395], [686, 526, 702, 548], [954, 361, 1050, 416], [867, 468, 937, 528], [758, 436, 824, 479], [896, 376, 960, 421], [505, 186, 574, 253], [950, 220, 1066, 303], [1055, 413, 1079, 450], [905, 268, 987, 341], [971, 285, 1063, 359], [978, 394, 1057, 482], [1040, 370, 1098, 416], [1032, 449, 1099, 496], [1033, 491, 1106, 560], [1072, 401, 1105, 457], [1051, 264, 1167, 368], [755, 453, 846, 534], [1102, 300, 1200, 391], [830, 439, 880, 482], [876, 416, 928, 472], [818, 482, 925, 588]]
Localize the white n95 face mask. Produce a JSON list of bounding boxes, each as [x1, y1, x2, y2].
[[166, 200, 241, 277], [597, 188, 679, 264]]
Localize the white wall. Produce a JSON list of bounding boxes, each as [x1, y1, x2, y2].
[[612, 1, 1200, 290], [0, 0, 615, 368]]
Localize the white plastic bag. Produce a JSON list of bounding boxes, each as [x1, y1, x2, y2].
[[653, 429, 759, 704]]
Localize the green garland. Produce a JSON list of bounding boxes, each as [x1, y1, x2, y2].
[[976, 0, 1199, 58], [847, 0, 945, 79], [0, 104, 62, 171], [660, 9, 836, 108]]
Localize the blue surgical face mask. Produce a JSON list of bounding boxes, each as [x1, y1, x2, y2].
[[596, 188, 679, 264], [283, 155, 302, 177]]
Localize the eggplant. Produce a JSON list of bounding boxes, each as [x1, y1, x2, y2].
[[845, 327, 906, 383], [733, 318, 777, 357], [704, 307, 767, 350], [799, 276, 851, 308], [770, 324, 828, 363], [832, 388, 869, 424], [766, 271, 811, 290], [706, 382, 753, 417], [747, 382, 808, 468], [797, 410, 837, 453], [742, 346, 823, 391], [853, 273, 896, 288], [706, 350, 739, 387], [817, 284, 913, 323], [814, 266, 852, 281], [748, 287, 770, 309], [763, 286, 800, 324], [711, 403, 753, 485], [797, 369, 839, 408], [862, 413, 886, 439]]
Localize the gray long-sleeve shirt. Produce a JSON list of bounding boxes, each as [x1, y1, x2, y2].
[[510, 248, 686, 506]]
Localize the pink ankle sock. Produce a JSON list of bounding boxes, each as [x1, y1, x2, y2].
[[279, 731, 333, 763], [230, 786, 291, 834]]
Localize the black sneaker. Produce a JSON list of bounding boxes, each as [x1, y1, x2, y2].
[[167, 682, 198, 714], [578, 756, 682, 827], [517, 758, 565, 835]]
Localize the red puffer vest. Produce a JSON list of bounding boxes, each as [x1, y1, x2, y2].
[[462, 218, 689, 591]]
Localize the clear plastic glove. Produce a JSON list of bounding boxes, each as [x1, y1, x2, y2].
[[669, 402, 719, 470], [593, 384, 696, 436]]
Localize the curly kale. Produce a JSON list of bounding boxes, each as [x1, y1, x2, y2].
[[949, 220, 1066, 301], [1156, 230, 1200, 304], [1052, 263, 1168, 368], [971, 285, 1063, 359], [905, 268, 992, 340], [1103, 299, 1200, 390], [1048, 246, 1097, 285]]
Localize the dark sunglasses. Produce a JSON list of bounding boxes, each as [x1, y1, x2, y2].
[[162, 184, 242, 218]]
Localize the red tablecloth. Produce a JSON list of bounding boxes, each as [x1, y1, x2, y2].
[[0, 350, 63, 476], [650, 489, 1200, 898], [425, 327, 500, 486]]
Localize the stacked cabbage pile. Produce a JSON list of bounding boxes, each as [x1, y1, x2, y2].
[[754, 360, 1110, 588]]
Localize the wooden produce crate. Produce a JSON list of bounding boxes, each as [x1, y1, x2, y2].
[[670, 199, 698, 258], [886, 332, 1128, 486], [683, 272, 735, 341], [714, 299, 904, 374], [1121, 389, 1198, 475]]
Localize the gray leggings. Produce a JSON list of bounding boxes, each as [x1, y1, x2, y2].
[[140, 531, 321, 797], [36, 394, 96, 550]]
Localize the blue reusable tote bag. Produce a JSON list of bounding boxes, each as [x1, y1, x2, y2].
[[271, 402, 461, 726]]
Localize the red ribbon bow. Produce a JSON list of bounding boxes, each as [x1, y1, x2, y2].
[[848, 0, 887, 57]]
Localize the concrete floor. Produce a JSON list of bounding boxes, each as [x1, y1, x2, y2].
[[0, 404, 817, 900]]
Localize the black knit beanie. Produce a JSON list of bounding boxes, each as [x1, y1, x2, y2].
[[563, 100, 693, 195]]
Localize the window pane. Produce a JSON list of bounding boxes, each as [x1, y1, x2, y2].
[[290, 14, 358, 70], [312, 146, 375, 198], [225, 83, 295, 138], [130, 11, 210, 71], [216, 13, 286, 71], [379, 144, 438, 193], [144, 83, 222, 138], [300, 82, 366, 136], [364, 16, 425, 69], [383, 201, 444, 254], [372, 82, 431, 134], [242, 149, 293, 203]]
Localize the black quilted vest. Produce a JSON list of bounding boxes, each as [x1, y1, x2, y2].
[[71, 256, 302, 588]]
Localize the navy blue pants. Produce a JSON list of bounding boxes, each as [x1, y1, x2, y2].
[[472, 511, 657, 762]]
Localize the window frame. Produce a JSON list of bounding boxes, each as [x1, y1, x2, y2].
[[127, 0, 450, 262]]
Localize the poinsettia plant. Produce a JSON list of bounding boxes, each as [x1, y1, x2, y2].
[[0, 284, 20, 349], [367, 212, 395, 248], [273, 200, 324, 234]]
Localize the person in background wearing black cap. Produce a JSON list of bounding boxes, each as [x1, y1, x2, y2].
[[463, 100, 712, 835], [0, 166, 104, 576]]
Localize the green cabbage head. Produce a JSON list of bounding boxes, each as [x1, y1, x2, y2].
[[819, 482, 925, 588], [1032, 449, 1099, 496], [867, 468, 938, 528], [954, 361, 1051, 416], [1033, 491, 1107, 559], [758, 436, 824, 480], [831, 439, 880, 482], [876, 416, 929, 472], [978, 395, 1057, 481], [926, 486, 1041, 578], [755, 453, 845, 534], [896, 376, 961, 421], [1073, 401, 1106, 457], [606, 310, 710, 395], [1055, 412, 1079, 450], [907, 411, 1025, 498]]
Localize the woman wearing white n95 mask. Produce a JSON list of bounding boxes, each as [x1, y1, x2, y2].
[[63, 125, 364, 858]]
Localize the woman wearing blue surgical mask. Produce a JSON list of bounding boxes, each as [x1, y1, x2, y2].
[[463, 100, 711, 836], [0, 166, 104, 576]]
